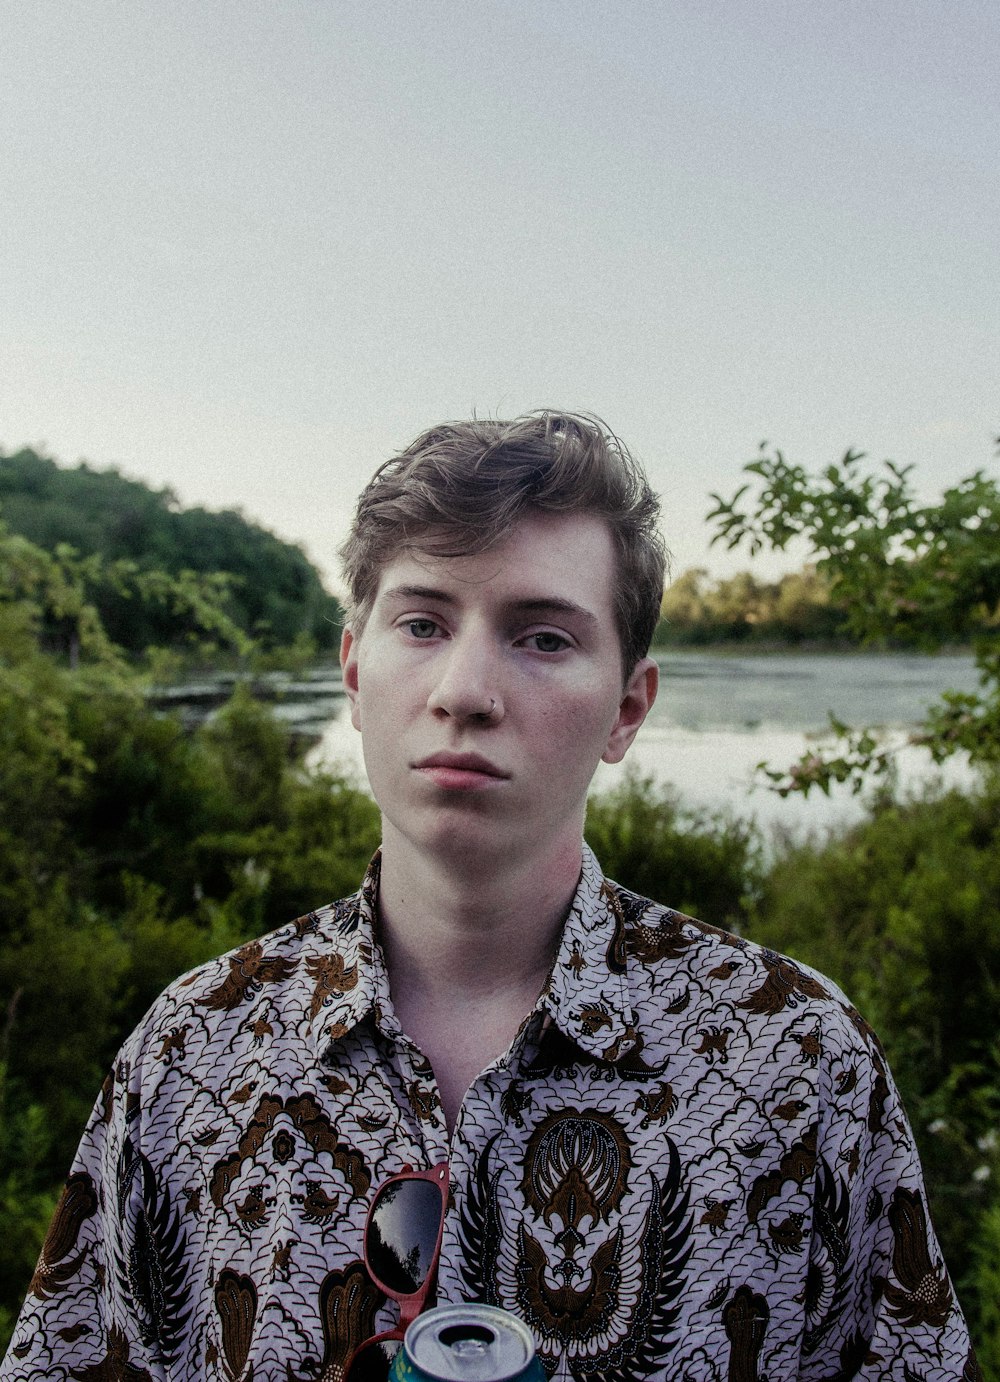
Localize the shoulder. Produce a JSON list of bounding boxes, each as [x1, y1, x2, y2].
[[602, 878, 895, 1132], [604, 875, 867, 1037], [121, 893, 364, 1064]]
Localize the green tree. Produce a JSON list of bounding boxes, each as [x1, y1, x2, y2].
[[585, 772, 762, 928], [708, 441, 1000, 793], [656, 564, 846, 646], [0, 447, 344, 656]]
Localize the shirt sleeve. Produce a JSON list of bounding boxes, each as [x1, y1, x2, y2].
[[1, 1040, 166, 1382], [797, 998, 981, 1381]]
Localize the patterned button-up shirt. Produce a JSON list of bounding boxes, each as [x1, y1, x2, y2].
[[3, 848, 978, 1381]]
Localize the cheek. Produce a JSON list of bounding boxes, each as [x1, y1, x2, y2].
[[534, 692, 620, 762]]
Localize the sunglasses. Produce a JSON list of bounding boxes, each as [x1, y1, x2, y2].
[[345, 1161, 450, 1382]]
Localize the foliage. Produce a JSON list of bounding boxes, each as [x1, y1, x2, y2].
[[972, 1196, 1000, 1378], [0, 1063, 60, 1351], [708, 441, 1000, 793], [655, 564, 846, 646], [755, 718, 898, 799], [0, 446, 344, 655], [2, 527, 252, 670], [585, 772, 762, 928]]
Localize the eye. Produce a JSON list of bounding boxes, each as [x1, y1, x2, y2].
[[523, 631, 570, 653], [404, 618, 440, 640]]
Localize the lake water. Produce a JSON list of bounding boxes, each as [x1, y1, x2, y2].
[[307, 651, 982, 843]]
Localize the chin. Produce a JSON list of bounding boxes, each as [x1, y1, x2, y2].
[[426, 823, 512, 863]]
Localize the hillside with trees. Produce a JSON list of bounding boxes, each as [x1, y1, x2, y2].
[[0, 447, 343, 658]]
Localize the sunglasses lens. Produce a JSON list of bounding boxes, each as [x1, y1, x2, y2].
[[346, 1337, 400, 1382], [367, 1178, 444, 1294]]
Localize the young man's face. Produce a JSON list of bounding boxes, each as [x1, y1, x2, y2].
[[340, 509, 658, 873]]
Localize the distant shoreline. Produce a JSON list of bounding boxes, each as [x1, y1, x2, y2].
[[651, 637, 975, 657]]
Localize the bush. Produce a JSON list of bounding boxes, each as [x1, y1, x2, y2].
[[586, 771, 763, 928]]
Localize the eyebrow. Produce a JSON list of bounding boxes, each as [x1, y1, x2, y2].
[[378, 584, 600, 627]]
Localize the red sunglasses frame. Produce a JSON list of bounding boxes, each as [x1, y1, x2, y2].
[[345, 1162, 450, 1381]]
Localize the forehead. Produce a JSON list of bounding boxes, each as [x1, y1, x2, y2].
[[371, 510, 618, 615]]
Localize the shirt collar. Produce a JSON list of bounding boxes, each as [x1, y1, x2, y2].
[[306, 852, 392, 1054], [309, 844, 639, 1063], [538, 842, 638, 1061]]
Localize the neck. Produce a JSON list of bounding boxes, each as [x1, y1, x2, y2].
[[374, 830, 584, 1131], [376, 827, 583, 999]]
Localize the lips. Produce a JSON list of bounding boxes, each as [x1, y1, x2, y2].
[[412, 752, 509, 790]]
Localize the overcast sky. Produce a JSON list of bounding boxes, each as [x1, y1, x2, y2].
[[2, 0, 997, 591]]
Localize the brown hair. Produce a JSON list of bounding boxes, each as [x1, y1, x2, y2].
[[339, 410, 667, 676]]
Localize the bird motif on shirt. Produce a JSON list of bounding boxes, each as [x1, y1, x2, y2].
[[790, 1024, 822, 1066], [199, 942, 298, 1012], [305, 952, 359, 1021], [772, 1098, 809, 1124], [634, 1082, 678, 1128], [699, 1198, 734, 1236], [574, 1003, 614, 1036], [628, 910, 698, 964], [737, 950, 829, 1017], [407, 1083, 441, 1122], [565, 942, 586, 976], [248, 1014, 274, 1047], [707, 958, 742, 982], [271, 1240, 294, 1280], [296, 1181, 340, 1227], [156, 1027, 188, 1063], [694, 1026, 731, 1063], [768, 1212, 806, 1255], [228, 1081, 258, 1107], [234, 1187, 269, 1231]]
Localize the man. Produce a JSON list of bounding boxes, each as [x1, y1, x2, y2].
[[2, 413, 977, 1380]]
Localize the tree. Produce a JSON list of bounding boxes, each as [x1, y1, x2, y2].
[[0, 447, 345, 655], [656, 564, 845, 646], [708, 441, 1000, 794]]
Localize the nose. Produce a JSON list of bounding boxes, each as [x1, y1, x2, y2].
[[425, 628, 504, 723]]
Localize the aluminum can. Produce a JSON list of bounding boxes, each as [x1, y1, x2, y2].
[[391, 1304, 546, 1382]]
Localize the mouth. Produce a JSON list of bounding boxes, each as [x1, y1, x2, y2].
[[412, 752, 509, 790]]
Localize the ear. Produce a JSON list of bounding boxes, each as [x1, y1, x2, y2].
[[340, 626, 362, 732], [601, 657, 658, 765]]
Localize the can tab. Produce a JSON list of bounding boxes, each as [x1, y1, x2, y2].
[[440, 1327, 494, 1351]]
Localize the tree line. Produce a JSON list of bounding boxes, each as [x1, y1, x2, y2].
[[655, 564, 849, 645], [0, 447, 344, 661]]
